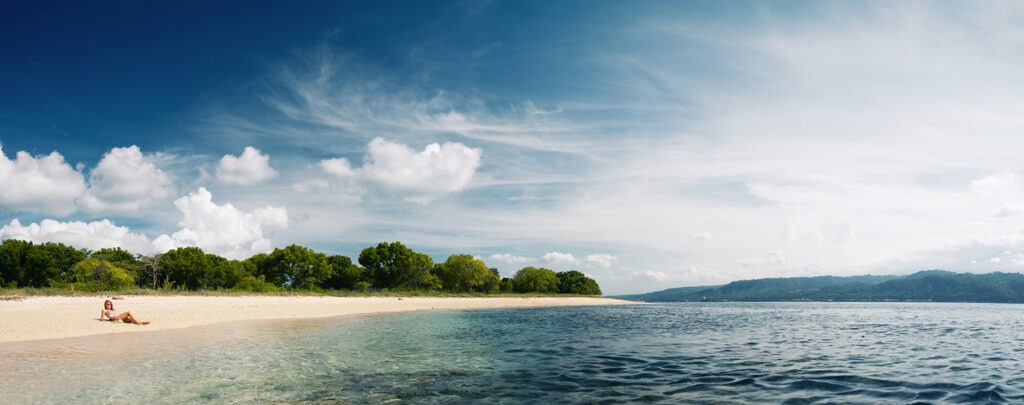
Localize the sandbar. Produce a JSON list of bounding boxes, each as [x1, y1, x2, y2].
[[0, 295, 635, 343]]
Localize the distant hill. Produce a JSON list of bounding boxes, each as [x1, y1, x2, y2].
[[614, 271, 1024, 303]]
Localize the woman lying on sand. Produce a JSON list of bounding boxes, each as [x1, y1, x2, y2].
[[100, 299, 149, 325]]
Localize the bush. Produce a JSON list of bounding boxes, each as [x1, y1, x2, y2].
[[67, 259, 135, 292], [233, 275, 281, 293]]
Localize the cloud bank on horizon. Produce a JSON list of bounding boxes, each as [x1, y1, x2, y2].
[[3, 1, 1024, 294]]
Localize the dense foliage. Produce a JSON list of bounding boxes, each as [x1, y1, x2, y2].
[[617, 271, 1024, 303], [0, 239, 602, 295]]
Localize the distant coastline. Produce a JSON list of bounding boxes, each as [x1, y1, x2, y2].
[[614, 270, 1024, 303]]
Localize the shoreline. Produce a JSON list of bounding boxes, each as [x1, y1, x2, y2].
[[0, 295, 635, 344]]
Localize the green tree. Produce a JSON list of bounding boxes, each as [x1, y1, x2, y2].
[[556, 270, 602, 295], [91, 247, 136, 263], [435, 255, 499, 293], [0, 240, 86, 288], [200, 254, 251, 290], [483, 268, 502, 293], [159, 247, 211, 290], [324, 255, 364, 290], [266, 245, 332, 289], [0, 239, 34, 288], [358, 242, 412, 289], [500, 277, 514, 293], [22, 243, 55, 287], [247, 252, 280, 286], [38, 242, 87, 286], [512, 267, 560, 293], [406, 252, 437, 290]]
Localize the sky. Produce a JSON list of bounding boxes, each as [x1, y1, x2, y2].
[[3, 1, 1024, 294]]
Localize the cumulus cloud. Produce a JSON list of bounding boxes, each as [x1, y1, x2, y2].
[[0, 218, 155, 254], [1, 188, 289, 260], [216, 146, 278, 185], [585, 254, 618, 268], [488, 253, 533, 264], [541, 251, 578, 265], [972, 172, 1017, 196], [153, 187, 288, 260], [0, 146, 86, 216], [319, 137, 482, 203], [79, 146, 173, 214], [320, 157, 355, 178]]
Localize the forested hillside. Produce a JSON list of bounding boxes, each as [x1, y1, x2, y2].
[[617, 271, 1024, 303]]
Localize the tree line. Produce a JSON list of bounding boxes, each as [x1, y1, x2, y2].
[[0, 239, 602, 295]]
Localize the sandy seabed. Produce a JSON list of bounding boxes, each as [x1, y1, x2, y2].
[[0, 295, 634, 343]]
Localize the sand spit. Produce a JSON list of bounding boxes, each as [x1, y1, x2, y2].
[[0, 295, 635, 343]]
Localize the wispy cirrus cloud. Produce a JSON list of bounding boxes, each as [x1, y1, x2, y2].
[[11, 2, 1024, 296], [244, 47, 591, 156]]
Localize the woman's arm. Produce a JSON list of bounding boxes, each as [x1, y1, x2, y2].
[[100, 310, 106, 321]]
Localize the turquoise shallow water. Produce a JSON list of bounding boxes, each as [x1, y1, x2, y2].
[[3, 302, 1024, 403]]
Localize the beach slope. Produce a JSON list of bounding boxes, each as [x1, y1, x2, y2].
[[0, 295, 634, 343]]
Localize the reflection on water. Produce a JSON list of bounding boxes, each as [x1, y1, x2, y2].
[[3, 303, 1024, 404]]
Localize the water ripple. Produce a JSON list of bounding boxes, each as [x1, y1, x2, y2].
[[5, 302, 1024, 404]]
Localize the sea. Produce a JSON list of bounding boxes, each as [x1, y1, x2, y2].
[[2, 302, 1023, 404]]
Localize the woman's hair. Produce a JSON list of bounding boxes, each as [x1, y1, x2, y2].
[[104, 300, 114, 310]]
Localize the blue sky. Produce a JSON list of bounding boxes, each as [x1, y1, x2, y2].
[[4, 1, 1024, 294]]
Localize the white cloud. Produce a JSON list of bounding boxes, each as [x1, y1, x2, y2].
[[320, 157, 355, 178], [633, 270, 683, 282], [217, 146, 278, 185], [0, 218, 155, 254], [154, 187, 288, 260], [739, 250, 787, 268], [0, 188, 289, 260], [972, 172, 1017, 196], [319, 137, 482, 203], [488, 253, 533, 264], [0, 146, 85, 216], [58, 2, 1024, 295], [585, 253, 618, 268], [79, 146, 173, 214], [993, 204, 1024, 218], [541, 251, 578, 265]]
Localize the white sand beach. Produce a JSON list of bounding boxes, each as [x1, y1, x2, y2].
[[0, 295, 634, 343]]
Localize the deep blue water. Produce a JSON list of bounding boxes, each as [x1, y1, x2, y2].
[[4, 302, 1024, 403]]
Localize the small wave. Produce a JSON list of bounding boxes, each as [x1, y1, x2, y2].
[[786, 379, 851, 392]]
